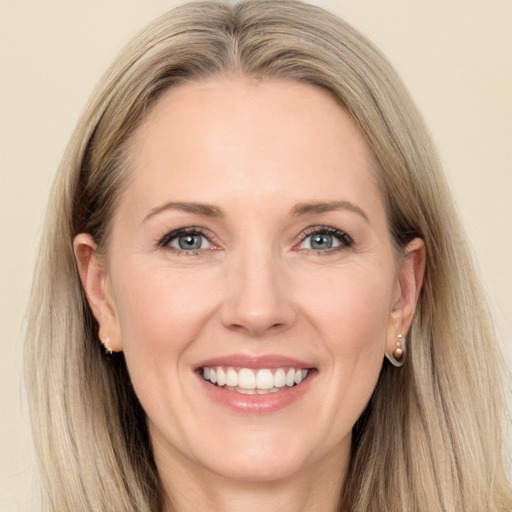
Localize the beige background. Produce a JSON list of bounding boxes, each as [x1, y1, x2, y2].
[[1, 1, 511, 510]]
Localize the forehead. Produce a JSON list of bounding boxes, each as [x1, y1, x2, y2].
[[121, 76, 383, 220]]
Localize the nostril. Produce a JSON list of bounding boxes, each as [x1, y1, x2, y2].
[[219, 272, 297, 335], [225, 319, 289, 337]]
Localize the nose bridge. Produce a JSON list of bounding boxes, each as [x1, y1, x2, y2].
[[221, 238, 295, 336]]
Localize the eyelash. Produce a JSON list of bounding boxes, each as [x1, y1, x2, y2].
[[158, 225, 353, 255], [296, 226, 353, 254], [158, 227, 217, 256]]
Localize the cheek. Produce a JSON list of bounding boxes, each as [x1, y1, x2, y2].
[[111, 265, 222, 425], [302, 265, 393, 350], [301, 267, 393, 404], [314, 270, 393, 422], [114, 264, 219, 353]]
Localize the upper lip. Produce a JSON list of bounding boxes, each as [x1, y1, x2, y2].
[[195, 353, 315, 370]]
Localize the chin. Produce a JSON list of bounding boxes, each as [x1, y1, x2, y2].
[[187, 424, 348, 484], [204, 452, 310, 483]]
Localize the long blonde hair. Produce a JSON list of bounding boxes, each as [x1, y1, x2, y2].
[[25, 1, 511, 510]]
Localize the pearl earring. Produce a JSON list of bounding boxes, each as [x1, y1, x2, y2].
[[101, 336, 116, 355], [387, 334, 406, 367]]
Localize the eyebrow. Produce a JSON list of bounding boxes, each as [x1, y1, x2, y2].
[[291, 201, 370, 223], [142, 199, 369, 224], [143, 201, 224, 223]]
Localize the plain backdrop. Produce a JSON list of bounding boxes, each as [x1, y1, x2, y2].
[[1, 1, 511, 510]]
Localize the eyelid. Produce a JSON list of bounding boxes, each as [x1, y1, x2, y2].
[[157, 224, 352, 254], [158, 226, 219, 252], [295, 225, 353, 251]]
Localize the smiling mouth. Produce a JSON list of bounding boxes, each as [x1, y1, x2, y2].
[[200, 366, 311, 395]]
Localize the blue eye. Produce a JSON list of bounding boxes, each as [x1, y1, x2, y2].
[[173, 234, 207, 250], [160, 229, 214, 252], [307, 233, 337, 250], [299, 227, 352, 251]]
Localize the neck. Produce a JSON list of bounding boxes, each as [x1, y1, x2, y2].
[[155, 440, 349, 512]]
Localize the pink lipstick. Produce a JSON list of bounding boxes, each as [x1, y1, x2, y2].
[[195, 354, 316, 414]]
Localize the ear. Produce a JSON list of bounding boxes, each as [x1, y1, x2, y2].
[[74, 233, 122, 352], [386, 237, 426, 354]]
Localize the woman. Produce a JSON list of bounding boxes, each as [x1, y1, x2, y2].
[[24, 1, 511, 510]]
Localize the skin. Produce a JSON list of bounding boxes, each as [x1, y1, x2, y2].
[[75, 76, 425, 512]]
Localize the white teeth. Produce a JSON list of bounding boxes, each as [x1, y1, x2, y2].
[[226, 368, 238, 387], [201, 366, 310, 392], [217, 367, 226, 387], [256, 369, 274, 390], [274, 368, 286, 388], [238, 368, 256, 389], [238, 388, 257, 395]]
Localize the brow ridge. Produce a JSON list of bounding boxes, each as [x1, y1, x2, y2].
[[143, 201, 224, 223], [291, 200, 369, 222], [143, 199, 368, 224]]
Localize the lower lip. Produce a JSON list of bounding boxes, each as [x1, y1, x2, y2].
[[197, 371, 316, 414]]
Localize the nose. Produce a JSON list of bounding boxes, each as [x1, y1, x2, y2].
[[220, 249, 297, 337]]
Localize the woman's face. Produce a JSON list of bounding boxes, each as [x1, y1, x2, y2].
[[79, 77, 422, 484]]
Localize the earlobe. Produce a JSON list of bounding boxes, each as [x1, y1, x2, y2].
[[387, 333, 407, 367], [73, 233, 122, 352]]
